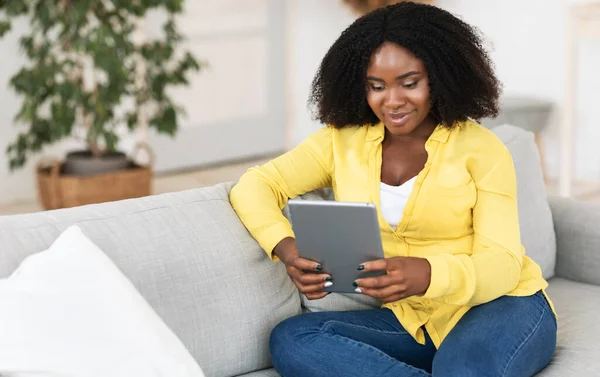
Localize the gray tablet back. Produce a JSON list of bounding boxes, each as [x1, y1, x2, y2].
[[288, 200, 386, 293]]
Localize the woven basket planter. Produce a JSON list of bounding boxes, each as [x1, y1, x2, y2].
[[36, 161, 152, 210], [36, 144, 154, 210]]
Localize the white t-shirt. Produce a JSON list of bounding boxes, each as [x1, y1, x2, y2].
[[380, 176, 416, 230]]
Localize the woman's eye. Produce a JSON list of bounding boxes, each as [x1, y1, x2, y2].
[[370, 85, 385, 92], [403, 81, 418, 89]]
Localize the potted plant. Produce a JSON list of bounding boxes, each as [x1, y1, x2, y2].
[[0, 0, 203, 208]]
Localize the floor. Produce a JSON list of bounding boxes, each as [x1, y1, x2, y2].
[[1, 157, 600, 216]]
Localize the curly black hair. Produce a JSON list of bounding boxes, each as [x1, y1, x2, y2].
[[308, 2, 501, 128]]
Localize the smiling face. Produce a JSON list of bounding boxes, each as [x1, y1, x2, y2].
[[366, 42, 435, 137]]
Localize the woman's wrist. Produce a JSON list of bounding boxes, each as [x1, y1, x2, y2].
[[273, 237, 297, 264]]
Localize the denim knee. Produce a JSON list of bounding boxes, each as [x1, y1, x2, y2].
[[433, 359, 491, 377], [270, 316, 294, 350], [270, 315, 305, 353]]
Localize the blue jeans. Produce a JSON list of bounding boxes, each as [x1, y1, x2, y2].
[[270, 291, 556, 377]]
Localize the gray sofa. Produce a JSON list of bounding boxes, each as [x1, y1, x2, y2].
[[1, 125, 599, 376]]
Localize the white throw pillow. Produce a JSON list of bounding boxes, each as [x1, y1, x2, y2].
[[0, 225, 206, 377]]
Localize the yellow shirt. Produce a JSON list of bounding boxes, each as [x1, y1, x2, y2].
[[229, 120, 554, 348]]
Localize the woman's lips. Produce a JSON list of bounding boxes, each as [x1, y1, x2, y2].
[[387, 111, 413, 127]]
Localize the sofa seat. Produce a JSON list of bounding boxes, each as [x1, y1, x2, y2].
[[536, 278, 600, 376]]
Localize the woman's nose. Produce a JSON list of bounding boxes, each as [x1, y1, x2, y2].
[[384, 87, 406, 109]]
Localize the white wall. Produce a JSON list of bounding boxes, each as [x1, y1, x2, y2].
[[285, 0, 600, 182], [285, 0, 356, 147], [0, 20, 31, 205]]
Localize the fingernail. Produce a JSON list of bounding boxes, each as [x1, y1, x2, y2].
[[316, 264, 323, 271], [357, 265, 365, 271], [354, 288, 362, 293], [324, 281, 333, 288], [352, 281, 358, 287], [324, 276, 333, 282]]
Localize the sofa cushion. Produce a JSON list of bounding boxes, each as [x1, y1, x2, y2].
[[298, 124, 556, 314], [548, 196, 600, 286], [492, 124, 556, 279], [536, 278, 600, 376], [0, 183, 302, 377]]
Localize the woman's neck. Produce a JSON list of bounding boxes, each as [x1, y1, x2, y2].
[[384, 116, 438, 144]]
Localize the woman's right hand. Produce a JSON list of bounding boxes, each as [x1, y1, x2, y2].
[[273, 237, 332, 300]]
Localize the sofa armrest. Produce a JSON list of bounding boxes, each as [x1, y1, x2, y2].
[[548, 196, 600, 286]]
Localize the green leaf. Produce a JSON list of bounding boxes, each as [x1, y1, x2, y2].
[[3, 1, 29, 17], [18, 35, 35, 57], [30, 119, 52, 150], [150, 72, 167, 101], [7, 133, 29, 171], [0, 20, 11, 37], [140, 41, 174, 66], [56, 81, 75, 100], [50, 100, 76, 136], [182, 51, 202, 71], [164, 0, 184, 13], [15, 99, 38, 122], [38, 41, 52, 59], [126, 112, 138, 131], [103, 131, 118, 152], [33, 1, 52, 33], [163, 17, 182, 43], [150, 105, 177, 136]]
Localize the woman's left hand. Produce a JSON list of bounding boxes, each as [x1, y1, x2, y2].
[[354, 257, 432, 303]]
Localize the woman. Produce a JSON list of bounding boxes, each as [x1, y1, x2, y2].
[[229, 3, 557, 376]]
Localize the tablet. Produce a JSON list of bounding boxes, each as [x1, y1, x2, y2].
[[287, 200, 386, 293]]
